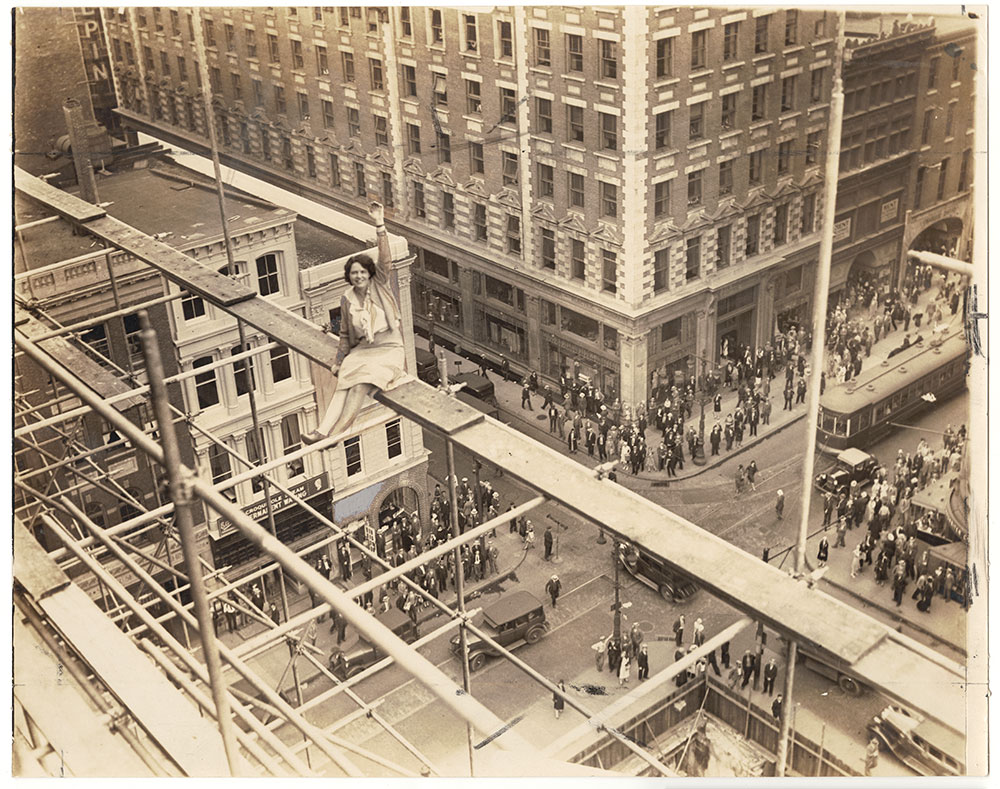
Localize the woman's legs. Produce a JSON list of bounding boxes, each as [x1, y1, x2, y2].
[[316, 388, 349, 435], [307, 383, 377, 443]]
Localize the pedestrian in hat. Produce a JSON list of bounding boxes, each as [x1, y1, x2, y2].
[[775, 490, 785, 520], [545, 574, 562, 607]]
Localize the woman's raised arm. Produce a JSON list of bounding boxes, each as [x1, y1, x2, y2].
[[370, 201, 392, 281]]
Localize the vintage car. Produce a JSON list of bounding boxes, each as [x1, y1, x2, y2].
[[449, 590, 548, 671], [869, 704, 964, 776], [619, 543, 698, 602], [415, 347, 440, 386], [814, 447, 880, 495], [328, 608, 419, 681]]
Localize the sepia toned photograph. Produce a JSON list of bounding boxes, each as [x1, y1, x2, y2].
[[10, 4, 988, 781]]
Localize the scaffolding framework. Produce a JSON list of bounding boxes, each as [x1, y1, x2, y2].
[[12, 166, 969, 777]]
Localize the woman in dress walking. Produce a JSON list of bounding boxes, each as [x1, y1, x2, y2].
[[618, 653, 631, 687], [304, 202, 406, 444], [553, 679, 567, 719]]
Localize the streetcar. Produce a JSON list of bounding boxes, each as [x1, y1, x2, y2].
[[817, 325, 968, 452]]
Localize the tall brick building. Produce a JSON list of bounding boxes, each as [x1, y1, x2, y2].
[[101, 7, 976, 408]]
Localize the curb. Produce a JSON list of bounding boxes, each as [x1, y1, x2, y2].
[[819, 576, 967, 657]]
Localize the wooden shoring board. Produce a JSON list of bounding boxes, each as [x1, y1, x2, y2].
[[14, 166, 107, 223], [378, 385, 967, 735]]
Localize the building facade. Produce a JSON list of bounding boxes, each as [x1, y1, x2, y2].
[[101, 6, 976, 411]]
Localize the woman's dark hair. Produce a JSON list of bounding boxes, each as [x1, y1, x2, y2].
[[344, 254, 376, 284]]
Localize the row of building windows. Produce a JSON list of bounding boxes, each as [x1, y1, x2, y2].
[[191, 344, 295, 410], [913, 149, 973, 210], [180, 254, 283, 322]]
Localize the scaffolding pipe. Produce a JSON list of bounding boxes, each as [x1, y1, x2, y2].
[[446, 441, 476, 777], [139, 311, 242, 776], [907, 249, 975, 278], [28, 291, 183, 343]]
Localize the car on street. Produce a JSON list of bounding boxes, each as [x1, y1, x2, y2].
[[814, 447, 880, 496], [328, 608, 420, 680], [618, 543, 698, 602], [449, 590, 548, 671], [416, 347, 440, 386], [869, 703, 964, 776]]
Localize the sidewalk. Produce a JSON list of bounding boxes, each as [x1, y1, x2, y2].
[[804, 528, 967, 654], [422, 340, 807, 488]]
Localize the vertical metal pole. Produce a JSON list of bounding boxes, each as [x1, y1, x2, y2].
[[815, 723, 826, 776], [446, 441, 475, 777], [612, 542, 622, 641], [138, 311, 242, 774], [781, 11, 846, 779]]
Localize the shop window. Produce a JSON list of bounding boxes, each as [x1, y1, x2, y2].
[[603, 325, 619, 352], [485, 274, 515, 306], [281, 414, 304, 477], [661, 317, 682, 344], [561, 307, 599, 342], [245, 429, 267, 493]]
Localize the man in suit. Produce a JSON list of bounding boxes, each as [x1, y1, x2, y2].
[[762, 657, 779, 695]]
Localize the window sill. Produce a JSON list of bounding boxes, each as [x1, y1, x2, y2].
[[719, 128, 741, 139], [721, 60, 745, 71], [783, 44, 805, 55], [653, 76, 681, 88], [561, 142, 587, 154], [593, 79, 621, 91], [749, 119, 771, 130], [778, 110, 802, 122], [752, 52, 775, 63], [689, 67, 713, 80], [687, 139, 711, 151]]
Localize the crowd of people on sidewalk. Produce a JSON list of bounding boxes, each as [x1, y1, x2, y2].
[[817, 426, 970, 616]]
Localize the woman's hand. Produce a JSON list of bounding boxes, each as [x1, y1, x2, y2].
[[369, 201, 385, 225], [331, 363, 342, 376]]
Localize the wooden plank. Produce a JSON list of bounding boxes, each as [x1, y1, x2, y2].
[[375, 379, 484, 435], [14, 165, 107, 223], [17, 312, 147, 412], [14, 615, 154, 776], [38, 583, 233, 775], [13, 523, 69, 601]]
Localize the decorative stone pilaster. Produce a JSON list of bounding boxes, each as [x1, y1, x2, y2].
[[619, 330, 650, 411]]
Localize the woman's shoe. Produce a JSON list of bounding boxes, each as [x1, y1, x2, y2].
[[302, 430, 327, 446]]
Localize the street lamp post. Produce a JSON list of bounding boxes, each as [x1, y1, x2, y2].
[[688, 357, 712, 466]]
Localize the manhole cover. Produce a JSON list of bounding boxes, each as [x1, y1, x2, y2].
[[536, 414, 547, 421], [638, 620, 655, 631]]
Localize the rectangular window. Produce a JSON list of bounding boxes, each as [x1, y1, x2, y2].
[[342, 51, 355, 82], [464, 14, 478, 51], [536, 97, 552, 133], [470, 141, 484, 174], [689, 102, 705, 140], [936, 158, 949, 200], [951, 50, 961, 82], [368, 114, 387, 147], [914, 166, 925, 209], [719, 159, 734, 195], [602, 250, 617, 293], [567, 33, 583, 71], [256, 254, 280, 296], [600, 112, 618, 150], [382, 172, 394, 207], [571, 238, 585, 280], [194, 357, 219, 408], [506, 215, 521, 255], [806, 131, 821, 165], [653, 248, 670, 293], [231, 344, 254, 397], [691, 30, 707, 70], [348, 107, 360, 137], [498, 20, 513, 58], [224, 23, 236, 52], [274, 85, 286, 115], [655, 110, 671, 149], [413, 182, 425, 217], [386, 419, 403, 459], [170, 10, 181, 37], [245, 29, 257, 59], [755, 15, 769, 53], [143, 45, 155, 71], [685, 236, 701, 281], [601, 181, 618, 217], [540, 227, 556, 269], [567, 104, 584, 142], [252, 78, 263, 106], [752, 84, 766, 120], [500, 87, 517, 124], [329, 153, 341, 187], [442, 191, 455, 228], [777, 140, 792, 174], [369, 58, 384, 90], [261, 128, 271, 160], [473, 203, 488, 240], [208, 442, 235, 501], [534, 27, 551, 66], [721, 93, 737, 129], [306, 145, 316, 177], [436, 131, 451, 163], [502, 151, 519, 185], [568, 172, 585, 208], [656, 37, 673, 78], [204, 19, 216, 47], [538, 163, 554, 198], [773, 203, 788, 245], [784, 9, 798, 46], [245, 429, 267, 492], [160, 51, 171, 75], [687, 170, 703, 206], [320, 99, 334, 128], [600, 39, 617, 79], [230, 73, 242, 101], [430, 9, 443, 44], [745, 213, 760, 256], [661, 317, 682, 343], [945, 103, 955, 137], [407, 123, 421, 155], [781, 75, 797, 112], [717, 225, 732, 268], [958, 148, 971, 192], [268, 33, 280, 63], [810, 68, 825, 103], [182, 291, 206, 320], [432, 73, 447, 106], [724, 22, 739, 60], [344, 436, 362, 476], [400, 7, 412, 37], [269, 345, 292, 383], [921, 108, 934, 145], [316, 45, 329, 76], [749, 149, 764, 184], [297, 92, 309, 120], [654, 180, 671, 217], [466, 79, 481, 113], [928, 57, 939, 89]]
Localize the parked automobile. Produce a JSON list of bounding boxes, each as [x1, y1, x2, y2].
[[416, 347, 440, 386], [328, 608, 419, 680], [814, 447, 880, 495], [618, 543, 698, 602], [451, 372, 500, 419], [449, 590, 548, 671], [869, 704, 964, 776]]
